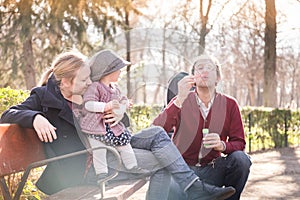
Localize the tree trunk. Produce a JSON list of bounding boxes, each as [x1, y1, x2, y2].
[[22, 37, 36, 89], [153, 28, 167, 104], [19, 0, 36, 89], [247, 79, 255, 106], [125, 10, 131, 98], [289, 63, 296, 107], [199, 0, 212, 54], [256, 83, 263, 106], [153, 85, 161, 104], [263, 0, 277, 107], [279, 80, 285, 107]]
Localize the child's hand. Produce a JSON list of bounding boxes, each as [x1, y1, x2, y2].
[[110, 100, 128, 127], [127, 99, 133, 109], [112, 102, 126, 117], [105, 100, 120, 111], [111, 100, 120, 109], [119, 98, 132, 109]]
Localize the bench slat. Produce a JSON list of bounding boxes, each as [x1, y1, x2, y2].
[[102, 179, 147, 200], [46, 179, 147, 200], [45, 185, 100, 200], [0, 124, 45, 177]]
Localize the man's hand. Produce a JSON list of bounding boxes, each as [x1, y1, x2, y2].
[[175, 75, 195, 107], [33, 114, 57, 143], [203, 133, 226, 152]]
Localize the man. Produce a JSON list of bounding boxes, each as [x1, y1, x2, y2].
[[153, 54, 251, 200]]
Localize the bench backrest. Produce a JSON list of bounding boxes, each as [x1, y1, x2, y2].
[[0, 124, 46, 177]]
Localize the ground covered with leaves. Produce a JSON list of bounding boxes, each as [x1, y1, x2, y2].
[[128, 147, 300, 200], [241, 147, 300, 200]]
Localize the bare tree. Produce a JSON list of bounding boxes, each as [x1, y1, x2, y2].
[[198, 0, 213, 53], [263, 0, 277, 107], [108, 0, 144, 97], [216, 1, 264, 106], [277, 49, 300, 108], [0, 0, 37, 89]]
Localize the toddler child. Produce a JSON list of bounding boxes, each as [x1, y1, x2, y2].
[[80, 49, 138, 180]]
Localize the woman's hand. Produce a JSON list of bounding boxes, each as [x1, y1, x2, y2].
[[33, 114, 57, 143], [103, 110, 123, 127]]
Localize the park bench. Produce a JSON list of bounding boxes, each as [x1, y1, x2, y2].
[[0, 124, 147, 200]]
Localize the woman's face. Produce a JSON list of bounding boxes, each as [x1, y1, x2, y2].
[[70, 66, 92, 95]]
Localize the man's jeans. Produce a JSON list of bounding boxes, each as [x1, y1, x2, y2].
[[107, 126, 198, 200], [168, 151, 252, 200]]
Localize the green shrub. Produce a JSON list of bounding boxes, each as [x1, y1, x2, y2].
[[0, 88, 42, 199], [128, 104, 163, 133], [0, 87, 30, 115], [241, 107, 300, 152], [1, 87, 300, 152]]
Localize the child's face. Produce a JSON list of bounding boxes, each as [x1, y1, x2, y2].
[[106, 69, 121, 82]]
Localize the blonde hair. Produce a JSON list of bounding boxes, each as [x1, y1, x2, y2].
[[37, 50, 87, 86]]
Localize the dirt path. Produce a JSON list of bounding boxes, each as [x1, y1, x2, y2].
[[128, 147, 300, 200], [241, 147, 300, 200]]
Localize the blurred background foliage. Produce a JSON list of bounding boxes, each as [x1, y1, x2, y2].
[[0, 0, 299, 108], [1, 87, 299, 152]]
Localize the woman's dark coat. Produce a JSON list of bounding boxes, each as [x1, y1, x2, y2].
[[0, 77, 93, 195]]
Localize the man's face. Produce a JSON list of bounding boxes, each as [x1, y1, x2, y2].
[[193, 59, 219, 88]]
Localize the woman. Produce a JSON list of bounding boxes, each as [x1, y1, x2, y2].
[[1, 50, 92, 194], [1, 50, 235, 200]]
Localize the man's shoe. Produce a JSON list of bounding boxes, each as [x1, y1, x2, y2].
[[187, 180, 236, 200]]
